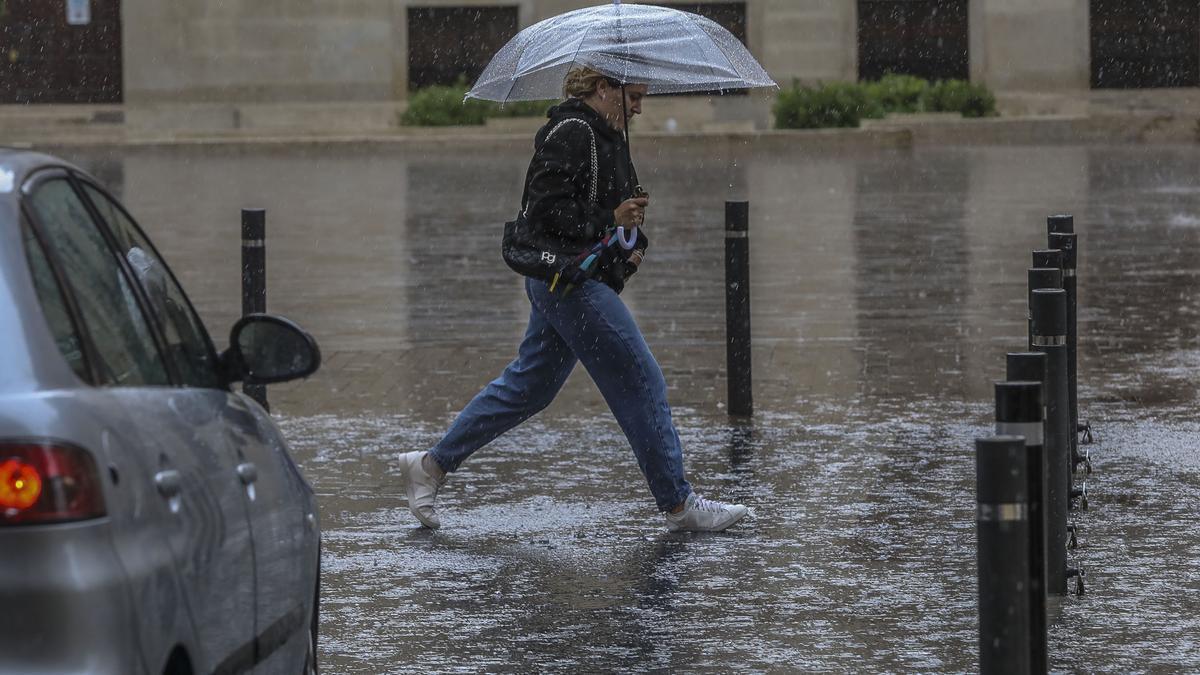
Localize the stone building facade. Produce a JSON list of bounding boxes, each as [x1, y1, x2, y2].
[[2, 1, 1196, 114]]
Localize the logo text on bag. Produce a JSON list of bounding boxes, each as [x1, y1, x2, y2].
[[541, 251, 557, 265]]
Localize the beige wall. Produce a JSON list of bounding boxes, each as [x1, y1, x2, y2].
[[122, 0, 399, 104], [970, 0, 1090, 92], [759, 0, 856, 85], [122, 0, 1097, 106], [121, 0, 844, 105]]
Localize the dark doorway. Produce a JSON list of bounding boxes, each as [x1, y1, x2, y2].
[[407, 6, 519, 90], [0, 0, 122, 103], [655, 2, 747, 44], [1090, 0, 1199, 88], [857, 0, 969, 81], [654, 1, 748, 94]]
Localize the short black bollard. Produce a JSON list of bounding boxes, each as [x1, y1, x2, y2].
[[241, 208, 268, 410], [1030, 288, 1070, 594], [725, 200, 752, 417], [976, 435, 1032, 675], [1026, 267, 1062, 352], [1031, 249, 1062, 271], [998, 373, 1048, 675], [1048, 232, 1083, 475]]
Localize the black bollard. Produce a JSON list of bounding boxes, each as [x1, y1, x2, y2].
[[1047, 214, 1074, 237], [1026, 268, 1062, 352], [1048, 229, 1094, 449], [1032, 249, 1062, 271], [998, 373, 1049, 675], [1048, 232, 1083, 475], [241, 208, 268, 410], [976, 435, 1032, 675], [1030, 288, 1069, 594], [725, 201, 752, 417]]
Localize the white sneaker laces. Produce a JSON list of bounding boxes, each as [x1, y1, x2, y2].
[[691, 496, 727, 513]]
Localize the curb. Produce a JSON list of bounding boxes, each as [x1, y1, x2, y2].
[[5, 112, 1197, 152]]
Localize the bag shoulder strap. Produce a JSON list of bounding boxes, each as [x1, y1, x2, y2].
[[539, 117, 598, 205]]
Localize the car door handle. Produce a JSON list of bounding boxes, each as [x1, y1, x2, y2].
[[154, 469, 182, 497], [236, 462, 258, 485]]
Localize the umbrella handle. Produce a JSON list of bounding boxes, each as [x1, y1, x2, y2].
[[615, 226, 638, 250]]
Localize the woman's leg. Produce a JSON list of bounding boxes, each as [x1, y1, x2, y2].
[[428, 278, 578, 473], [527, 278, 692, 512]]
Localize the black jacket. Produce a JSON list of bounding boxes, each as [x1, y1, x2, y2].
[[517, 98, 647, 292]]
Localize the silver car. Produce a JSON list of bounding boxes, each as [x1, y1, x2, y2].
[[0, 149, 321, 675]]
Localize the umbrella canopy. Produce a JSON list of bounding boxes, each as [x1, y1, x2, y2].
[[466, 1, 776, 103]]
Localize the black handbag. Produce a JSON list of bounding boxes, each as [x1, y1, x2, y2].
[[501, 117, 598, 280], [501, 216, 573, 280]]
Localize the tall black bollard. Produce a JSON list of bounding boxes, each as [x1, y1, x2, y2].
[[1047, 214, 1073, 238], [725, 201, 752, 417], [1032, 249, 1062, 271], [241, 208, 268, 410], [998, 371, 1049, 675], [1026, 268, 1062, 352], [1048, 232, 1082, 475], [1030, 288, 1069, 594], [976, 435, 1031, 675]]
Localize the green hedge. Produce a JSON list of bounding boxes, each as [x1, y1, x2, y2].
[[920, 79, 997, 118], [862, 74, 929, 114], [401, 80, 555, 126], [773, 81, 884, 130], [774, 75, 997, 129]]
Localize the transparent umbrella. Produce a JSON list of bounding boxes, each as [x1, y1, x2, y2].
[[465, 1, 777, 103]]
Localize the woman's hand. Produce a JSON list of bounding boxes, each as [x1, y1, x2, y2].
[[614, 197, 649, 228]]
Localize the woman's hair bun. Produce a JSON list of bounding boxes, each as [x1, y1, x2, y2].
[[563, 67, 621, 98]]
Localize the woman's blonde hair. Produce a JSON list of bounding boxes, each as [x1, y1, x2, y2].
[[563, 67, 619, 99]]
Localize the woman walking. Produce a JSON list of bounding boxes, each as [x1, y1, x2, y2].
[[398, 68, 747, 533]]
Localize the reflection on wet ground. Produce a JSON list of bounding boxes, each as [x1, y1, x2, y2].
[[59, 141, 1200, 672]]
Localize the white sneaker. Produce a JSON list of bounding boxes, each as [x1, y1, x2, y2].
[[397, 451, 446, 529], [664, 493, 749, 532]]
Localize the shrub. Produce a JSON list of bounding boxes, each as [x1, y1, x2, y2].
[[862, 74, 929, 114], [920, 79, 997, 118], [401, 83, 487, 126], [401, 79, 554, 126], [773, 81, 884, 130], [773, 76, 999, 128]]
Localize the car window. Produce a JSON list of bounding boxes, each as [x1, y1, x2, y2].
[[81, 182, 220, 389], [26, 178, 170, 387], [20, 222, 90, 381]]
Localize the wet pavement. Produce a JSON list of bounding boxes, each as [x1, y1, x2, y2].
[[57, 139, 1200, 672]]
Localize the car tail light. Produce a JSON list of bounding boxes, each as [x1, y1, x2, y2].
[[0, 442, 106, 525]]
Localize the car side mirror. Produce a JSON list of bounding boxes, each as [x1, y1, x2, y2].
[[222, 314, 321, 385]]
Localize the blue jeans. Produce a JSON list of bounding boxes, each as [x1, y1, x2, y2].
[[429, 277, 692, 512]]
